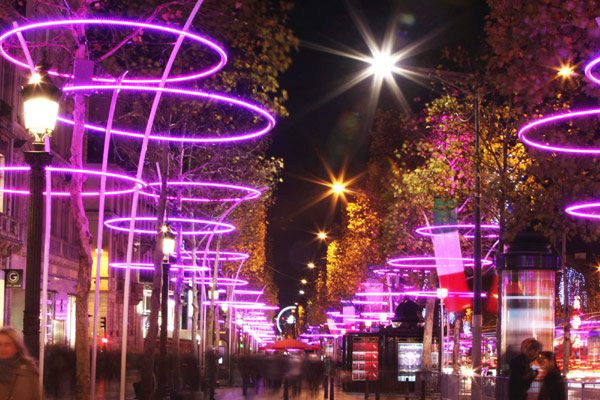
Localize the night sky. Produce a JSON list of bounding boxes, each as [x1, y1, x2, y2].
[[267, 0, 488, 306]]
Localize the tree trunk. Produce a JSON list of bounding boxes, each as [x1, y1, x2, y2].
[[141, 142, 169, 400], [70, 21, 92, 400], [421, 296, 436, 371], [190, 236, 199, 369], [453, 312, 463, 372]]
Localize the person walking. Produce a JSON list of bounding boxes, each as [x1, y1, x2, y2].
[[508, 338, 543, 400], [0, 327, 40, 400], [538, 351, 566, 400]]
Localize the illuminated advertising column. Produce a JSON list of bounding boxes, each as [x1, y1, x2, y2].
[[498, 231, 559, 374]]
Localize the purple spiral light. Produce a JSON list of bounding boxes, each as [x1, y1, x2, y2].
[[518, 109, 600, 154], [60, 85, 276, 143], [415, 224, 499, 238], [0, 19, 227, 83], [355, 291, 487, 298], [386, 256, 493, 269], [140, 181, 261, 203], [0, 166, 145, 196], [109, 262, 209, 272], [178, 276, 248, 286], [180, 249, 250, 261], [104, 216, 235, 235], [565, 202, 600, 219], [585, 56, 600, 87]]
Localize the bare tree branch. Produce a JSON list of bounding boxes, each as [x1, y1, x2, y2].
[[95, 0, 191, 62]]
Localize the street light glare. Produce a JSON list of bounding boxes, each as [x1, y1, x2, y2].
[[332, 182, 346, 194], [317, 232, 328, 240], [369, 52, 395, 78], [307, 262, 316, 269], [557, 65, 574, 78], [301, 279, 308, 285]]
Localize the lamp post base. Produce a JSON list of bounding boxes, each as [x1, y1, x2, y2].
[[22, 146, 52, 359]]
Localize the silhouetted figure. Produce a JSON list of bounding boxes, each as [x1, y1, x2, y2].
[[509, 338, 542, 400], [538, 351, 566, 400]]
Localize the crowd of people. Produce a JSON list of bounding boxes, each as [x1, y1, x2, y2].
[[0, 325, 574, 400], [235, 353, 328, 398]]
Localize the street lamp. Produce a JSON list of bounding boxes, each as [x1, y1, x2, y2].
[[300, 279, 308, 285], [307, 262, 316, 269], [21, 68, 60, 358], [158, 223, 175, 398], [317, 232, 328, 240]]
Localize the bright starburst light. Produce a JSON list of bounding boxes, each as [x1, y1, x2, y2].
[[301, 4, 444, 116]]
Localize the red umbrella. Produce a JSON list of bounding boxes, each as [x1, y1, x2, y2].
[[264, 338, 310, 351]]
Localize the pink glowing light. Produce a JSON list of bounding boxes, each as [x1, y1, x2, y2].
[[140, 181, 262, 203], [60, 85, 276, 143], [0, 166, 145, 196], [233, 290, 265, 295], [415, 224, 499, 238], [386, 256, 493, 269], [585, 56, 600, 87], [518, 109, 600, 154], [565, 202, 600, 220], [109, 262, 209, 272], [355, 291, 487, 298], [104, 217, 235, 236], [181, 250, 249, 261], [0, 19, 227, 83], [178, 277, 248, 286]]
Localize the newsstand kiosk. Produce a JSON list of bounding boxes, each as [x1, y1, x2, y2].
[[342, 299, 436, 394]]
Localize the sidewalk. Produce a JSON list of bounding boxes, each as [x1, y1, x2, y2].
[[212, 386, 437, 400]]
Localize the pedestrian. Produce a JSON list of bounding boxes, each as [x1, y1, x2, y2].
[[508, 338, 543, 400], [0, 326, 40, 400], [538, 351, 566, 400]]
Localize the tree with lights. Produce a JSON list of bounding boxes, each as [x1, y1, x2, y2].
[[4, 1, 296, 399]]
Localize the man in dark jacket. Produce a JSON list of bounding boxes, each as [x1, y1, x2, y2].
[[508, 338, 543, 400]]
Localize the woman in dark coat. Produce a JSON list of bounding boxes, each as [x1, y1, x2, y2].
[[538, 351, 566, 400], [0, 326, 40, 400]]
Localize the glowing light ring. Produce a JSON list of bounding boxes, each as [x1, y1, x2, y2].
[[140, 181, 261, 203], [179, 277, 248, 286], [518, 109, 600, 154], [355, 291, 487, 298], [109, 262, 209, 272], [180, 250, 249, 262], [585, 56, 600, 87], [0, 19, 227, 83], [61, 85, 276, 143], [386, 256, 493, 269], [104, 217, 235, 235], [415, 224, 499, 238], [565, 202, 600, 220], [233, 290, 264, 295], [0, 165, 145, 196]]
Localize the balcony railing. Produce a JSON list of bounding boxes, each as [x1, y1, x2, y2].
[[0, 213, 22, 251]]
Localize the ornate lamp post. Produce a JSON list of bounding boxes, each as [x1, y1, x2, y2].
[[158, 223, 175, 398], [21, 68, 60, 358]]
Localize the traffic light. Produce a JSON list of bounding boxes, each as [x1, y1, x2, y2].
[[100, 317, 107, 332]]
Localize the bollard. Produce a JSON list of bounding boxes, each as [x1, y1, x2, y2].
[[283, 377, 289, 400], [420, 379, 425, 400], [324, 375, 329, 399], [330, 375, 335, 400], [364, 379, 369, 400], [375, 380, 380, 400]]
